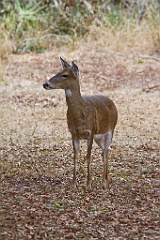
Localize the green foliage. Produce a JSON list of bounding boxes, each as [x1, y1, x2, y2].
[[2, 0, 43, 35], [0, 0, 159, 53]]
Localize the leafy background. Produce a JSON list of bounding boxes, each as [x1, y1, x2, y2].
[[0, 0, 160, 54]]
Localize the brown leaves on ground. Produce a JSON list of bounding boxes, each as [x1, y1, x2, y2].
[[0, 48, 159, 239]]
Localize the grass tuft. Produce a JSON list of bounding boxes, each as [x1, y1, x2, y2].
[[86, 15, 160, 55], [0, 26, 13, 60]]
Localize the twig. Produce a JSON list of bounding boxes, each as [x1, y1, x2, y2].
[[108, 52, 160, 62], [133, 54, 160, 62], [105, 51, 160, 62], [143, 84, 160, 93], [98, 74, 119, 82], [83, 0, 94, 14]]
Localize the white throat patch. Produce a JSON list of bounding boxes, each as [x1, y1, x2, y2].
[[65, 89, 72, 97]]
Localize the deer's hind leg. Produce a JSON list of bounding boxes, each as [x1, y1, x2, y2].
[[86, 136, 93, 188], [94, 131, 112, 189]]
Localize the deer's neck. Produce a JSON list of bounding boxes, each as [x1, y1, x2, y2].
[[65, 86, 85, 118]]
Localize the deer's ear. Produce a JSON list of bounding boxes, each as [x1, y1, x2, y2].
[[72, 62, 80, 76], [60, 57, 71, 69]]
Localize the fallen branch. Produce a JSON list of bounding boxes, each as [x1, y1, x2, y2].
[[105, 51, 160, 62], [98, 74, 119, 82], [143, 84, 160, 93], [134, 54, 160, 62]]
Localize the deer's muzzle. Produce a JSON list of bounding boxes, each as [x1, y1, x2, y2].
[[43, 82, 53, 90]]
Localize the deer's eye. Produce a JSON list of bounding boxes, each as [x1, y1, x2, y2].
[[61, 74, 68, 78]]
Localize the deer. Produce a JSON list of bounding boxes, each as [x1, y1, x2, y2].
[[43, 57, 118, 189]]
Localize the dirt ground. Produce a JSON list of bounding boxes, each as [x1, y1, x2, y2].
[[0, 45, 160, 240]]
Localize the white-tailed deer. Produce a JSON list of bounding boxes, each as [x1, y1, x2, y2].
[[43, 57, 118, 189]]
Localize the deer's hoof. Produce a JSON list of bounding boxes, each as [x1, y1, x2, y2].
[[102, 180, 109, 190], [72, 180, 77, 189], [87, 178, 92, 188]]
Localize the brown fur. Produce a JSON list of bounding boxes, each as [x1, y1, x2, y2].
[[43, 57, 118, 189]]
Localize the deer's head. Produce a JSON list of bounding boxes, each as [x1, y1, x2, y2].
[[43, 57, 80, 90]]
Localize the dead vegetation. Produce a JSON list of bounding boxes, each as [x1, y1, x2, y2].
[[0, 44, 159, 239]]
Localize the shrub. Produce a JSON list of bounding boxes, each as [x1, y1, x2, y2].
[[0, 0, 159, 54]]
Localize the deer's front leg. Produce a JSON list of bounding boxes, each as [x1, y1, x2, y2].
[[72, 137, 79, 188], [86, 136, 93, 188], [102, 149, 109, 189]]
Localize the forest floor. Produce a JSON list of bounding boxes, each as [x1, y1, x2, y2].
[[0, 43, 160, 239]]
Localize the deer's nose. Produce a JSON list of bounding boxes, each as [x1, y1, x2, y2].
[[43, 82, 49, 89], [43, 82, 53, 90]]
